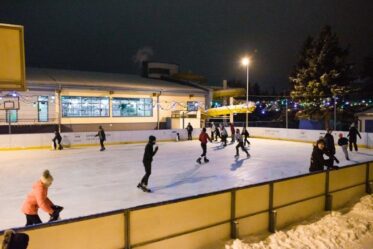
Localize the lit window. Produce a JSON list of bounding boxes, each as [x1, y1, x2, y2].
[[112, 98, 153, 117], [62, 96, 109, 117]]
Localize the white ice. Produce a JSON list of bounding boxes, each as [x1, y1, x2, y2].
[[0, 138, 372, 231]]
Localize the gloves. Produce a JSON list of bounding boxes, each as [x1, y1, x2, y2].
[[49, 205, 64, 222]]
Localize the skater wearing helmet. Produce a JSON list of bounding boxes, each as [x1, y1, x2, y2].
[[338, 133, 349, 160], [137, 135, 158, 192], [234, 128, 250, 158], [21, 170, 63, 226], [95, 126, 106, 151], [197, 128, 212, 164]]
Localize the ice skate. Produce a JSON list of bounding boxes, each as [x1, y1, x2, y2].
[[196, 158, 202, 164], [204, 158, 209, 163], [234, 154, 239, 158], [246, 153, 250, 158]]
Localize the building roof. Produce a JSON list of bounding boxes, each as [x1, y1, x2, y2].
[[356, 107, 373, 116], [25, 68, 208, 95]]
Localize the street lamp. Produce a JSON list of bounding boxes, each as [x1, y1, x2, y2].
[[241, 57, 250, 128]]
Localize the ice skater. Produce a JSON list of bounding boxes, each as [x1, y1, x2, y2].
[[197, 128, 212, 164], [95, 126, 106, 151], [242, 127, 250, 146], [186, 122, 193, 140], [309, 139, 338, 172], [347, 123, 361, 152], [220, 125, 228, 147], [137, 135, 158, 192], [338, 133, 349, 160], [324, 129, 339, 164], [210, 122, 216, 141], [52, 129, 63, 150], [229, 122, 235, 143], [22, 170, 63, 226], [234, 128, 250, 158], [214, 123, 221, 141]]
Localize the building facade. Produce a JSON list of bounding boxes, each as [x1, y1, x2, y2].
[[0, 68, 209, 133]]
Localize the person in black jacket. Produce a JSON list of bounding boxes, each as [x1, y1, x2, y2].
[[137, 135, 158, 192], [52, 130, 63, 150], [95, 126, 106, 151], [347, 124, 361, 152], [309, 139, 338, 172], [186, 122, 193, 140], [338, 133, 349, 160], [324, 129, 336, 155], [242, 127, 250, 146]]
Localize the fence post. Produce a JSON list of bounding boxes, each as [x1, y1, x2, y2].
[[125, 210, 131, 249], [230, 190, 238, 239], [325, 170, 333, 211], [366, 163, 372, 194], [268, 182, 276, 233]]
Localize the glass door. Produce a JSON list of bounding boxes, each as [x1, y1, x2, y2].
[[38, 96, 49, 122]]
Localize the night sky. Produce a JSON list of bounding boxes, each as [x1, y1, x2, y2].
[[1, 1, 372, 91]]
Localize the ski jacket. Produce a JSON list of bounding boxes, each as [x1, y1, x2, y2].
[[348, 127, 361, 141], [235, 133, 243, 143], [338, 137, 348, 146], [309, 146, 326, 172], [221, 128, 227, 137], [143, 143, 157, 162], [96, 130, 106, 141], [22, 180, 54, 215], [324, 133, 335, 154], [186, 124, 193, 132], [199, 132, 211, 144]]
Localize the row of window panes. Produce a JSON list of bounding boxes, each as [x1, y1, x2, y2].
[[61, 96, 153, 117]]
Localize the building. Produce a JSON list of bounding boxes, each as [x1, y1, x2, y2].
[[356, 107, 373, 132], [142, 61, 179, 79], [0, 68, 209, 133]]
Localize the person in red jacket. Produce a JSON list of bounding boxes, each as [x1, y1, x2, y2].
[[21, 170, 63, 226], [197, 128, 212, 164]]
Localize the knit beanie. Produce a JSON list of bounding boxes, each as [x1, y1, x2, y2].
[[40, 170, 53, 186]]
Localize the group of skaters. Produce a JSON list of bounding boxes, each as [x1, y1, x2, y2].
[[309, 123, 361, 172]]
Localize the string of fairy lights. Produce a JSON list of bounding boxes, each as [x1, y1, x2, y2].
[[2, 91, 373, 114]]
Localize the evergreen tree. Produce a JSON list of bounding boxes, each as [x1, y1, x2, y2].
[[290, 25, 352, 120]]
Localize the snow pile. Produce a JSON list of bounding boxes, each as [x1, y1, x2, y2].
[[226, 195, 373, 249]]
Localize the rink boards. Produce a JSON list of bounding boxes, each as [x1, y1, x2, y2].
[[1, 161, 372, 249]]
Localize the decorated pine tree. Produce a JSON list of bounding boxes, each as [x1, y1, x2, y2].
[[290, 26, 352, 122]]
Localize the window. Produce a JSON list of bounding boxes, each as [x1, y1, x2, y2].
[[38, 96, 48, 122], [6, 110, 17, 123], [187, 101, 199, 111], [112, 98, 153, 117], [62, 96, 109, 117]]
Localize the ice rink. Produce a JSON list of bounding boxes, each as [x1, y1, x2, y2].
[[1, 138, 372, 230]]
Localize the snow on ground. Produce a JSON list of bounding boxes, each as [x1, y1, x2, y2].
[[226, 194, 373, 249], [0, 138, 372, 231]]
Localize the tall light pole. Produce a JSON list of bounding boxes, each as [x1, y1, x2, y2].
[[241, 57, 250, 128]]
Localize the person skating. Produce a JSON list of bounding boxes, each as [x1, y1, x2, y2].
[[324, 129, 339, 164], [220, 125, 228, 147], [229, 122, 235, 143], [210, 122, 216, 141], [52, 130, 63, 150], [137, 135, 158, 192], [338, 133, 349, 160], [21, 170, 63, 226], [347, 123, 361, 152], [215, 124, 221, 141], [234, 128, 250, 158], [186, 122, 193, 140], [197, 128, 212, 164], [95, 126, 106, 151], [242, 127, 250, 146], [309, 139, 338, 172]]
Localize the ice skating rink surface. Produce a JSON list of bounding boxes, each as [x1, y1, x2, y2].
[[1, 138, 372, 230]]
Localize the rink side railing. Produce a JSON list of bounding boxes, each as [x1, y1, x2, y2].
[[1, 161, 372, 249]]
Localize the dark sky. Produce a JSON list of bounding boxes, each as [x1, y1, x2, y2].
[[1, 1, 372, 91]]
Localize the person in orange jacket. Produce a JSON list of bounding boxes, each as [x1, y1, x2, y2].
[[196, 128, 212, 164], [21, 170, 63, 226]]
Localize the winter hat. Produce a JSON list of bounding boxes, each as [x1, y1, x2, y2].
[[40, 170, 53, 186], [149, 135, 156, 142]]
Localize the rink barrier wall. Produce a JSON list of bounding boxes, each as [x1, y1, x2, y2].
[[0, 161, 372, 249], [0, 127, 372, 150]]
